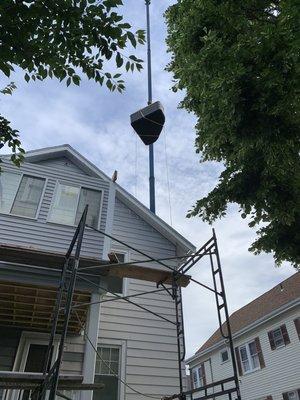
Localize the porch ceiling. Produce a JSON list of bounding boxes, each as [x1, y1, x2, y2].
[[0, 280, 90, 334]]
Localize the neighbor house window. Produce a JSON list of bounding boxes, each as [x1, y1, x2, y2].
[[268, 325, 290, 350], [220, 349, 229, 363], [0, 171, 45, 218], [192, 363, 206, 388], [283, 390, 300, 400], [106, 252, 126, 295], [239, 341, 260, 373], [48, 183, 102, 228], [93, 346, 120, 400]]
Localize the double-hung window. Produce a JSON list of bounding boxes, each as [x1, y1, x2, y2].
[[268, 325, 290, 350], [192, 364, 206, 388], [239, 341, 260, 373], [48, 183, 102, 228], [93, 346, 120, 400], [0, 171, 45, 218]]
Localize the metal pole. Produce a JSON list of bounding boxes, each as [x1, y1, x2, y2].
[[145, 0, 155, 214]]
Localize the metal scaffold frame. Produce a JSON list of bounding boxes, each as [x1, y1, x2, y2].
[[24, 206, 241, 400]]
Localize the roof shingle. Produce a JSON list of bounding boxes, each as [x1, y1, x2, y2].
[[196, 272, 300, 354]]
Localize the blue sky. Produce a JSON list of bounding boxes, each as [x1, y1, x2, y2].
[[0, 0, 296, 357]]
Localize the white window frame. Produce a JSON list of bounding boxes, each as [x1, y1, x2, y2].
[[0, 169, 47, 220], [220, 349, 229, 364], [95, 339, 126, 400], [239, 340, 260, 374], [105, 249, 130, 297], [47, 180, 103, 229], [5, 332, 59, 400], [191, 365, 205, 389]]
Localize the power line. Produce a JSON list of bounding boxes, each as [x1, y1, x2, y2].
[[73, 310, 162, 400], [74, 273, 176, 325]]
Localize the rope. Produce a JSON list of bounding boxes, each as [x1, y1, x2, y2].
[[139, 108, 165, 128], [163, 126, 173, 226], [73, 310, 162, 400]]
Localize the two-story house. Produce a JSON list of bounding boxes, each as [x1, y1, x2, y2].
[[0, 144, 195, 400], [186, 273, 300, 400]]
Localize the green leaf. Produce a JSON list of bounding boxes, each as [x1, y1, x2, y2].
[[24, 73, 30, 82], [127, 31, 137, 48], [116, 52, 123, 68]]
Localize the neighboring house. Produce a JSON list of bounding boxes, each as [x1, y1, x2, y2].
[[186, 273, 300, 400], [0, 144, 195, 400]]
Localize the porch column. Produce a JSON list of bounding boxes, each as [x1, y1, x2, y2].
[[81, 291, 102, 400]]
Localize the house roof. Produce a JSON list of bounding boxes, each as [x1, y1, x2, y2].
[[196, 272, 300, 355], [13, 144, 195, 255]]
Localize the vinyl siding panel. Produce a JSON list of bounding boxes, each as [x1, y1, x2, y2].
[[188, 304, 300, 400], [0, 160, 109, 259], [36, 157, 88, 175], [98, 198, 185, 400]]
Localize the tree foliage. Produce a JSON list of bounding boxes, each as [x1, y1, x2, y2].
[[0, 0, 145, 163], [165, 0, 300, 267]]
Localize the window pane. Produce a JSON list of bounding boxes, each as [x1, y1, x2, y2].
[[96, 347, 120, 376], [248, 341, 257, 356], [251, 354, 259, 369], [240, 346, 248, 361], [273, 328, 284, 347], [242, 360, 250, 372], [93, 375, 119, 400], [221, 350, 228, 362], [49, 184, 79, 225], [111, 348, 119, 362], [11, 175, 45, 218], [75, 188, 101, 228], [0, 171, 21, 213]]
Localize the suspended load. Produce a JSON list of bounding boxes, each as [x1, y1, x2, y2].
[[130, 101, 165, 145]]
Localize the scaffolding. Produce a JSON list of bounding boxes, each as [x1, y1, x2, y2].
[[2, 204, 241, 400]]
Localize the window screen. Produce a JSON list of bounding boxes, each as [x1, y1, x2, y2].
[[75, 188, 102, 228], [49, 183, 101, 228], [0, 171, 21, 213], [0, 172, 45, 218], [11, 175, 45, 218]]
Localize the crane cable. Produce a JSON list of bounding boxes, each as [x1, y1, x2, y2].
[[163, 126, 173, 226]]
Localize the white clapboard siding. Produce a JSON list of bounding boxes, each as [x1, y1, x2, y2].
[[98, 198, 185, 399], [189, 305, 300, 400]]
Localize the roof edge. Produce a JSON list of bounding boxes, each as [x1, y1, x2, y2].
[[186, 297, 300, 365]]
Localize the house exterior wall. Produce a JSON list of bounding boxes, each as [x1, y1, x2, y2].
[[98, 197, 184, 399], [0, 159, 109, 259], [0, 154, 189, 400], [188, 303, 300, 400]]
